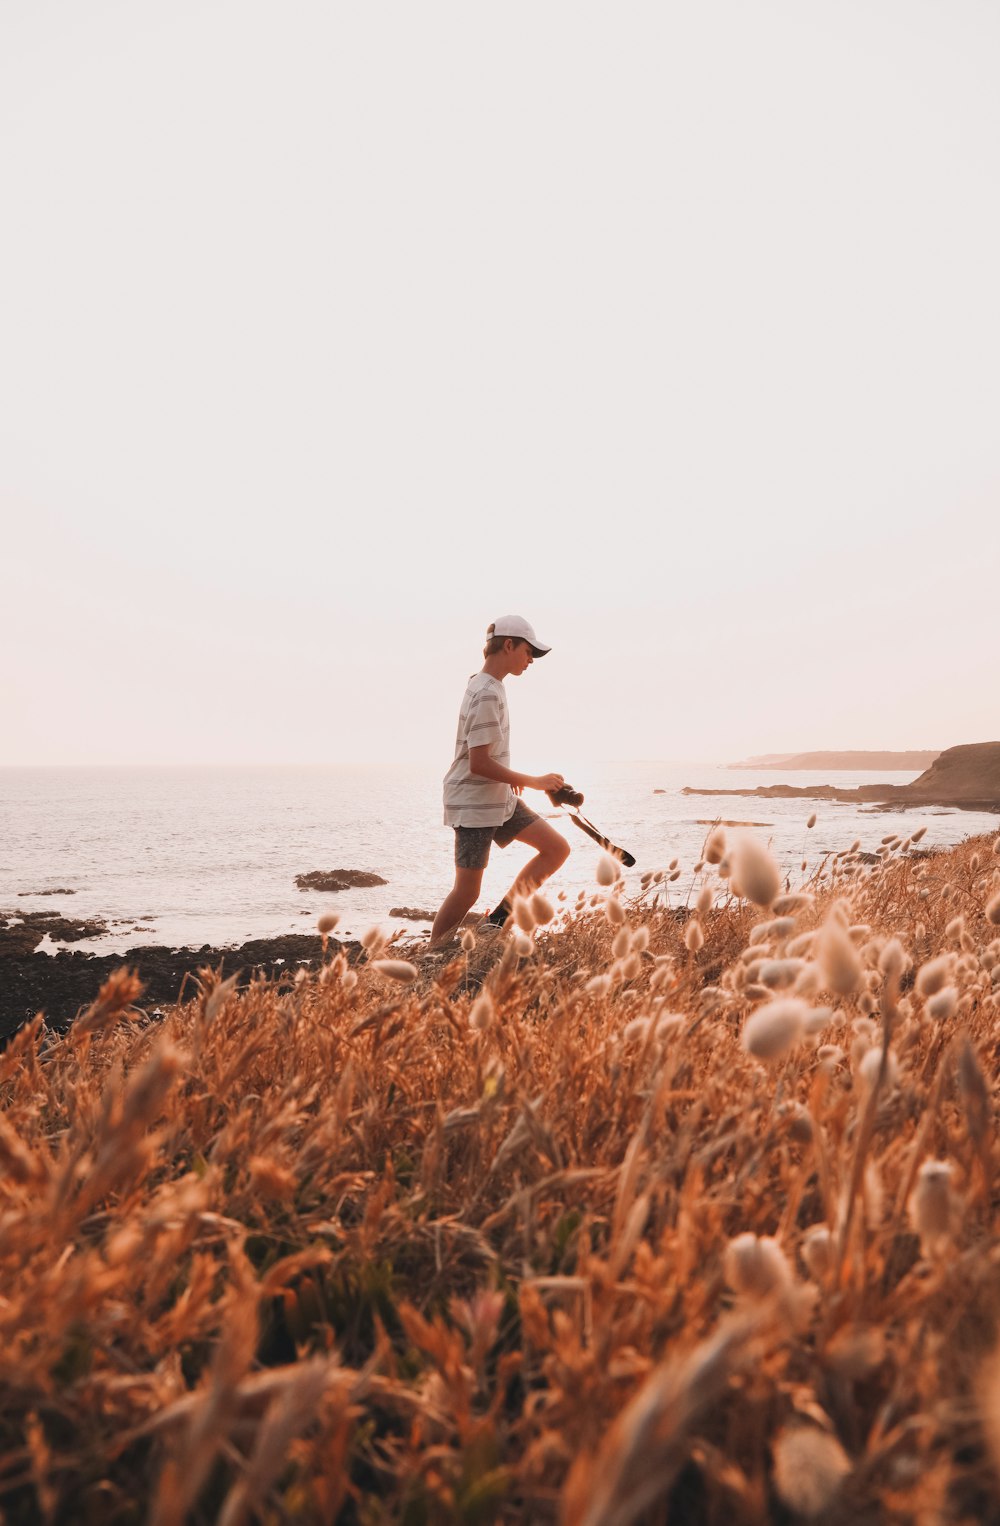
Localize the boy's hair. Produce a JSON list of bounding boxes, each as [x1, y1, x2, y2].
[[483, 622, 527, 659]]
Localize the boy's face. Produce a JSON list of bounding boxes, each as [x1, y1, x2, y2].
[[508, 639, 534, 676]]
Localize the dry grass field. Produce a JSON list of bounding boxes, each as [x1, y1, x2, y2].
[[3, 825, 1000, 1524]]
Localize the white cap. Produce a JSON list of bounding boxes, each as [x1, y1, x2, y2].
[[491, 614, 551, 657]]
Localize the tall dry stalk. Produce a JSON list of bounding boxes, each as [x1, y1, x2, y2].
[[0, 830, 999, 1520]]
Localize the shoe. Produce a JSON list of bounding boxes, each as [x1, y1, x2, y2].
[[483, 897, 512, 928]]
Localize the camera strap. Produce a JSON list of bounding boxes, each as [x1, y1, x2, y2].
[[564, 808, 636, 868]]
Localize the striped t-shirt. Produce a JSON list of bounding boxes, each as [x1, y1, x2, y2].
[[442, 672, 516, 827]]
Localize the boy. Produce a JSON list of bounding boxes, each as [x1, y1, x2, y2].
[[429, 616, 570, 946]]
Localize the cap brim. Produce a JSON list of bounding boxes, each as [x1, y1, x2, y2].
[[529, 643, 551, 658]]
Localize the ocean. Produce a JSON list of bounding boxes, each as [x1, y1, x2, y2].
[[2, 763, 996, 955]]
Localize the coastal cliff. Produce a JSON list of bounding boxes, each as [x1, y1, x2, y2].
[[728, 749, 940, 771], [686, 741, 1000, 812]]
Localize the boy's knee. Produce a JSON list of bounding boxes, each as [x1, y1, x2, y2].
[[551, 833, 571, 868]]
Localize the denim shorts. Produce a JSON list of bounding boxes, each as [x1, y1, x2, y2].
[[454, 798, 540, 870]]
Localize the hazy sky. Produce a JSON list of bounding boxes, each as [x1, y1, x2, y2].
[[2, 1, 997, 769]]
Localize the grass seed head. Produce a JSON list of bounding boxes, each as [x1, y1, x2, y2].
[[787, 931, 816, 957], [371, 959, 418, 983], [986, 892, 1000, 926], [742, 998, 808, 1062], [469, 991, 494, 1029], [817, 917, 863, 996], [649, 962, 674, 991], [878, 938, 907, 980], [596, 853, 620, 886], [772, 1426, 851, 1517], [317, 913, 339, 935], [916, 954, 952, 996], [361, 926, 386, 957], [759, 958, 804, 990], [513, 896, 536, 933], [926, 986, 958, 1021], [859, 1045, 898, 1092], [803, 1004, 834, 1034], [684, 919, 704, 953], [724, 1232, 793, 1298], [910, 1159, 955, 1255], [705, 826, 727, 865], [730, 833, 782, 908], [530, 891, 555, 925], [605, 895, 626, 926], [801, 1225, 834, 1281]]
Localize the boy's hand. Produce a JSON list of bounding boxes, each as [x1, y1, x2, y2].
[[534, 773, 565, 793]]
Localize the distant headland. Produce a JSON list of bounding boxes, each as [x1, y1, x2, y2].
[[728, 749, 941, 771], [690, 742, 1000, 813]]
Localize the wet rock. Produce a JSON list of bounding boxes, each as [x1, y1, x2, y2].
[[18, 887, 76, 897], [389, 907, 434, 920], [294, 869, 388, 892], [0, 911, 109, 957], [0, 922, 44, 958]]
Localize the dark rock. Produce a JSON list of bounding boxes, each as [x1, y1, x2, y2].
[[18, 888, 76, 897], [389, 907, 434, 920], [0, 911, 109, 958], [0, 922, 44, 958], [0, 933, 363, 1045], [294, 869, 388, 892], [38, 913, 109, 943]]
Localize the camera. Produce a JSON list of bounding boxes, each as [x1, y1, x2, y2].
[[547, 782, 585, 809]]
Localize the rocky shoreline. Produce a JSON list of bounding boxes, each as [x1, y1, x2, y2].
[[0, 864, 403, 1043], [0, 933, 365, 1046], [684, 741, 1000, 814]]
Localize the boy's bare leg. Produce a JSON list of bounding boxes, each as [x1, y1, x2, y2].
[[494, 819, 570, 920], [430, 866, 485, 947]]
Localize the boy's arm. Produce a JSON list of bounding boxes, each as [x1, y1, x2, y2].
[[468, 746, 563, 795]]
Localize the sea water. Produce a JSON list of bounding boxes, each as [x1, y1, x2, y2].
[[1, 763, 996, 955]]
